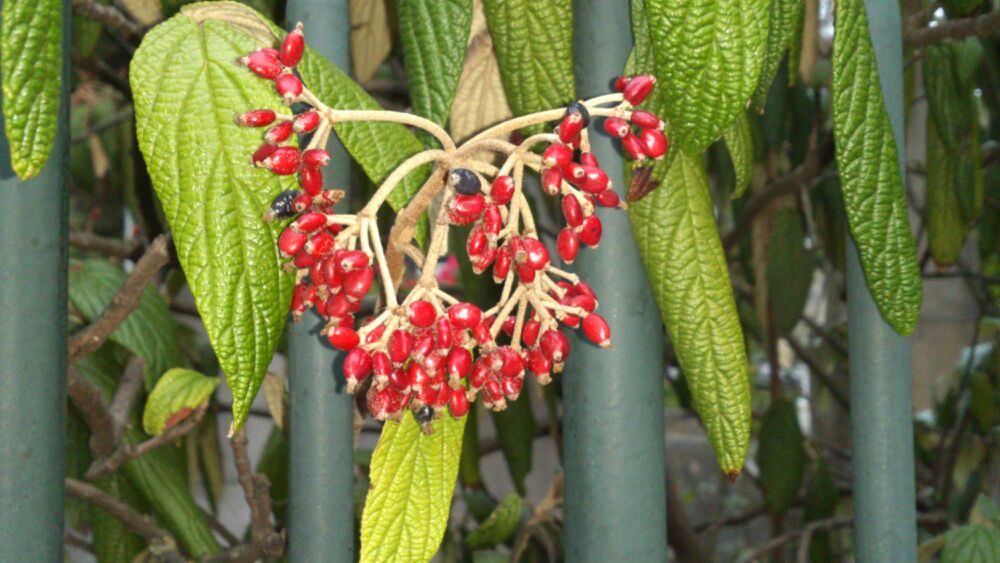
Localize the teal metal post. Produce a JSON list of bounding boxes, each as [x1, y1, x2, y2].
[[0, 0, 70, 559], [848, 1, 917, 560], [284, 2, 354, 561], [563, 2, 668, 560]]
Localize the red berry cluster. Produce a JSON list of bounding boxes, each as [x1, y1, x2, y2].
[[234, 25, 666, 430], [605, 75, 669, 161]]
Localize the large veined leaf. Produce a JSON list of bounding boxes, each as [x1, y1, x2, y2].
[[751, 0, 803, 110], [757, 398, 806, 513], [926, 118, 979, 267], [629, 149, 751, 475], [1, 0, 62, 179], [398, 0, 473, 144], [465, 493, 523, 549], [69, 259, 185, 389], [832, 0, 921, 335], [766, 208, 817, 335], [942, 525, 1000, 563], [92, 474, 146, 563], [645, 0, 769, 152], [924, 39, 983, 152], [131, 9, 296, 431], [482, 0, 575, 117], [361, 412, 467, 563], [142, 367, 220, 435], [722, 111, 753, 197]]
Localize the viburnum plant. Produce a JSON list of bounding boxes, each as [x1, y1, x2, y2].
[[234, 24, 667, 429]]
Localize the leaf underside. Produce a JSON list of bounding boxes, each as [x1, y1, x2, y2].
[[1, 0, 62, 179], [832, 0, 922, 335]]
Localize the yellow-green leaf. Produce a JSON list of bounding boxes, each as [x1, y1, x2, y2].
[[629, 149, 751, 475], [751, 0, 803, 110], [143, 368, 219, 435], [645, 0, 770, 152], [1, 0, 63, 179], [757, 398, 806, 513], [723, 111, 753, 198], [832, 0, 921, 334], [361, 412, 467, 563], [465, 493, 523, 549]]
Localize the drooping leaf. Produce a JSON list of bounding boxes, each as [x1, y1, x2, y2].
[[629, 149, 751, 475], [942, 525, 1000, 563], [465, 493, 523, 549], [757, 398, 806, 513], [69, 259, 185, 389], [398, 0, 473, 144], [131, 9, 296, 430], [924, 39, 982, 152], [803, 462, 838, 563], [832, 0, 921, 335], [482, 0, 575, 119], [142, 368, 219, 435], [751, 0, 803, 110], [73, 0, 109, 59], [350, 0, 392, 84], [490, 391, 534, 494], [723, 111, 753, 197], [92, 474, 147, 563], [645, 0, 770, 152], [766, 208, 816, 334], [1, 0, 62, 179], [360, 412, 467, 563], [926, 119, 970, 267]]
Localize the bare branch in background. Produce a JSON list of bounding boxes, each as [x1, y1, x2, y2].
[[71, 0, 144, 37], [106, 357, 145, 444], [231, 429, 285, 559], [905, 11, 1000, 48], [69, 231, 142, 257]]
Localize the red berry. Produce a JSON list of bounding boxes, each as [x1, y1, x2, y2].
[[280, 24, 305, 67], [338, 250, 369, 272], [412, 331, 434, 360], [388, 329, 414, 364], [446, 347, 472, 379], [543, 143, 574, 168], [472, 322, 492, 345], [252, 143, 277, 165], [561, 194, 584, 227], [622, 133, 646, 161], [407, 362, 430, 389], [407, 300, 437, 328], [343, 349, 372, 386], [466, 225, 488, 257], [570, 293, 598, 313], [580, 152, 599, 168], [326, 293, 351, 317], [603, 116, 630, 138], [472, 245, 498, 274], [515, 261, 536, 283], [389, 367, 409, 390], [482, 204, 503, 236], [265, 121, 294, 144], [613, 75, 628, 92], [299, 166, 323, 195], [527, 348, 552, 375], [558, 112, 585, 143], [303, 148, 330, 168], [490, 175, 515, 205], [596, 189, 621, 207], [242, 49, 282, 79], [448, 303, 482, 330], [373, 351, 393, 376], [448, 387, 469, 418], [574, 281, 597, 300], [578, 215, 603, 247], [623, 75, 655, 105], [630, 110, 663, 130], [293, 111, 320, 133], [640, 128, 669, 160], [582, 314, 611, 348], [327, 326, 360, 350], [447, 194, 485, 225], [522, 320, 541, 346], [542, 166, 563, 196], [236, 109, 277, 127], [434, 317, 453, 351], [493, 246, 511, 283], [557, 228, 579, 263], [278, 228, 308, 256], [293, 212, 327, 233], [305, 232, 335, 257], [276, 73, 303, 103], [342, 267, 374, 299], [579, 166, 609, 194], [562, 161, 586, 182], [523, 237, 549, 270], [539, 329, 570, 363]]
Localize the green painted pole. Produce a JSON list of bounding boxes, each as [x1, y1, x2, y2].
[[848, 1, 917, 561], [0, 0, 70, 559], [563, 2, 668, 561], [284, 2, 354, 561]]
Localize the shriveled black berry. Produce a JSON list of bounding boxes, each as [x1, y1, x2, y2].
[[415, 405, 435, 424], [565, 100, 590, 127], [267, 189, 301, 220], [448, 168, 481, 195]]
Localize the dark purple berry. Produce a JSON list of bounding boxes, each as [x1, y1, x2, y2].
[[449, 168, 481, 195], [565, 100, 590, 127], [265, 190, 302, 221]]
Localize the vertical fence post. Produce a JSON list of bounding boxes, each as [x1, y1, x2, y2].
[[848, 1, 918, 560], [563, 2, 668, 560], [284, 2, 355, 561], [0, 0, 70, 559]]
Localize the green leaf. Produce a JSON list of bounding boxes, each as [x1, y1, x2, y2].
[[628, 149, 751, 475], [803, 462, 838, 563], [645, 0, 769, 152], [482, 0, 575, 118], [397, 0, 473, 145], [142, 368, 219, 435], [360, 411, 467, 563], [767, 208, 817, 335], [65, 409, 94, 529], [465, 493, 523, 549], [927, 118, 971, 267], [131, 9, 297, 430], [92, 474, 146, 563], [943, 525, 1000, 563], [1, 0, 62, 179], [970, 494, 1000, 527], [924, 40, 982, 152], [722, 111, 753, 198], [77, 352, 221, 557], [832, 0, 921, 335], [73, 0, 109, 60], [757, 398, 806, 513], [626, 0, 676, 183], [69, 259, 185, 389], [751, 0, 803, 111], [491, 391, 534, 495]]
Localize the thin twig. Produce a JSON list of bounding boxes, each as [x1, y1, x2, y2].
[[200, 507, 241, 547], [85, 403, 208, 481], [72, 108, 135, 144], [65, 478, 186, 562], [786, 337, 851, 413], [71, 0, 143, 36], [231, 429, 284, 558], [905, 11, 1000, 48], [67, 365, 117, 457], [68, 234, 171, 363], [106, 357, 146, 445], [69, 231, 142, 257]]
